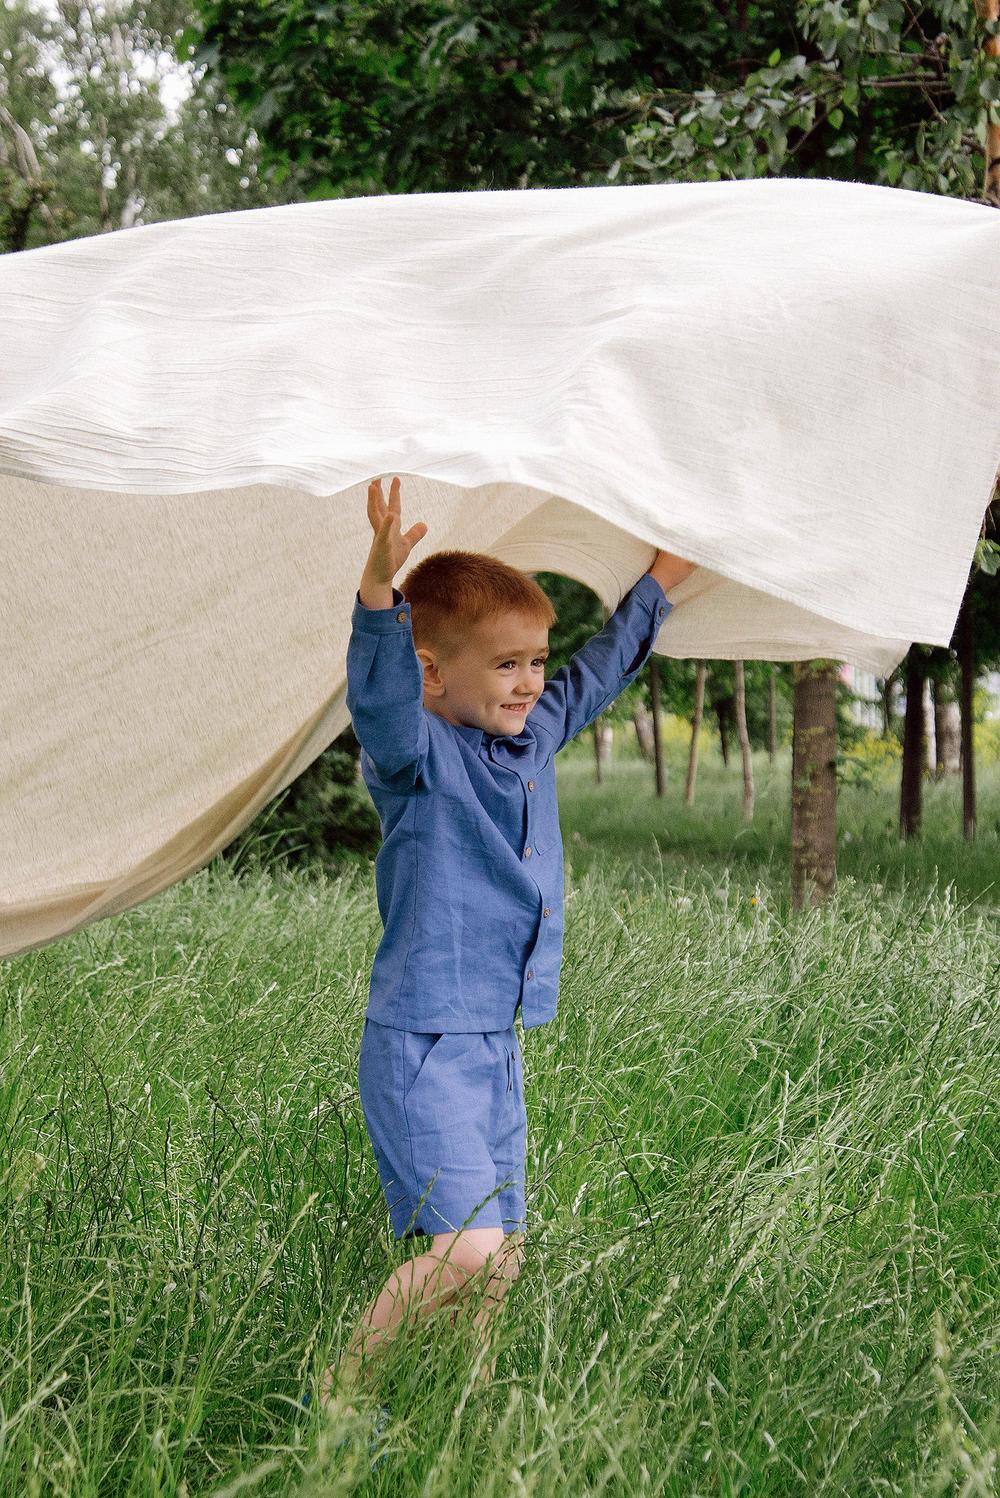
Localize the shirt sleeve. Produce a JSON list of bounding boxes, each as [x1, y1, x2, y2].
[[529, 572, 672, 756], [345, 585, 429, 789]]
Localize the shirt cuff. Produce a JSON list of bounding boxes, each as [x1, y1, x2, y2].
[[630, 571, 672, 621], [352, 585, 413, 633]]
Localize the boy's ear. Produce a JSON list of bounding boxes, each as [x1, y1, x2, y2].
[[414, 647, 445, 696]]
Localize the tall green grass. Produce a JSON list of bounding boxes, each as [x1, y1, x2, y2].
[[556, 738, 1000, 912], [2, 751, 998, 1495]]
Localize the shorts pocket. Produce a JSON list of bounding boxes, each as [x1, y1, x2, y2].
[[402, 1030, 446, 1107]]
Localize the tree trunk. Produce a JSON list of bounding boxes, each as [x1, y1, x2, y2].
[[957, 586, 976, 841], [734, 660, 754, 822], [713, 693, 733, 767], [932, 671, 961, 778], [790, 660, 838, 910], [922, 676, 936, 778], [878, 671, 897, 738], [649, 658, 665, 797], [685, 661, 706, 805], [632, 703, 654, 759], [768, 666, 777, 765], [899, 646, 926, 841], [593, 720, 613, 780], [982, 0, 1000, 206]]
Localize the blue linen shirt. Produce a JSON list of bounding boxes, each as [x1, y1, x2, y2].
[[345, 570, 672, 1032]]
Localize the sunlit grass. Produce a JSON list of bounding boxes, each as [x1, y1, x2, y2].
[[2, 751, 998, 1494]]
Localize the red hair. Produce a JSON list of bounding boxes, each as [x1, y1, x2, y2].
[[400, 550, 556, 662]]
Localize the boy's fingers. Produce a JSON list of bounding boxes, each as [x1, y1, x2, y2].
[[367, 478, 388, 529], [367, 476, 402, 535]]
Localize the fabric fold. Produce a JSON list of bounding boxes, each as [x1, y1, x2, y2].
[[2, 177, 998, 955]]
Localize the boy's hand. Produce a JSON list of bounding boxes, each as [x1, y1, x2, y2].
[[648, 546, 696, 595], [363, 476, 428, 589]]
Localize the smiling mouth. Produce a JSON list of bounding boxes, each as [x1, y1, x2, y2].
[[502, 703, 530, 712]]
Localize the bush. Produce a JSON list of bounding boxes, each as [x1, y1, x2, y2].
[[837, 728, 902, 790], [978, 717, 1000, 765], [217, 726, 380, 875]]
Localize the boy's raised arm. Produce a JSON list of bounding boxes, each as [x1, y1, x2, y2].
[[528, 548, 694, 756], [528, 572, 673, 756], [345, 476, 429, 789], [346, 585, 428, 787]]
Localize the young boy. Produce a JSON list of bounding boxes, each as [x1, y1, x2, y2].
[[322, 475, 694, 1414]]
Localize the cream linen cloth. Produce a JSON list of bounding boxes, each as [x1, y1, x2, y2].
[[2, 177, 999, 957]]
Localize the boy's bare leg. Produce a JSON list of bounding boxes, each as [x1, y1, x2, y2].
[[320, 1227, 524, 1410], [465, 1231, 525, 1386]]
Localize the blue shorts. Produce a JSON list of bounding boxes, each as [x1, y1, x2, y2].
[[357, 1016, 527, 1241]]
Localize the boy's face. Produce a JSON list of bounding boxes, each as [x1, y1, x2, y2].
[[415, 609, 550, 735]]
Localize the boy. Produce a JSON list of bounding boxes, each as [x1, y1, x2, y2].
[[322, 475, 694, 1415]]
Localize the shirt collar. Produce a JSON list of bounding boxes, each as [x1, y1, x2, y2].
[[450, 721, 486, 750], [447, 720, 532, 752], [430, 713, 532, 752]]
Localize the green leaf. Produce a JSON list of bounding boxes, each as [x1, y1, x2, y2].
[[975, 538, 1000, 575], [828, 107, 844, 129], [768, 48, 781, 66], [594, 37, 630, 63]]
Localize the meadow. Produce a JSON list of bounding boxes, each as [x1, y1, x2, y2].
[[3, 738, 999, 1496]]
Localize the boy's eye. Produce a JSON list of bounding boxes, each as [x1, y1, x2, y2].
[[499, 659, 547, 670]]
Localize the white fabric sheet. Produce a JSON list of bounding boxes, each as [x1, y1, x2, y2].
[[2, 177, 999, 957]]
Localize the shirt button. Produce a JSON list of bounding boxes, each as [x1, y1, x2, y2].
[[657, 606, 664, 618], [527, 780, 534, 791], [396, 610, 407, 622], [526, 970, 533, 980], [524, 847, 532, 858], [543, 907, 550, 917]]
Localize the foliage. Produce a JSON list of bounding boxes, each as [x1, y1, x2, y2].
[[975, 535, 1000, 575], [562, 708, 719, 763], [977, 716, 1000, 764], [0, 0, 303, 253], [953, 507, 1000, 671], [219, 724, 382, 868], [837, 724, 903, 790], [172, 0, 1000, 204]]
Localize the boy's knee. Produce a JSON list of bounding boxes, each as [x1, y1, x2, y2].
[[429, 1226, 524, 1287], [473, 1232, 523, 1300]]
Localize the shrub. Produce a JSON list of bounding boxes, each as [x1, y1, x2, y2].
[[978, 717, 1000, 765], [838, 728, 902, 790]]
